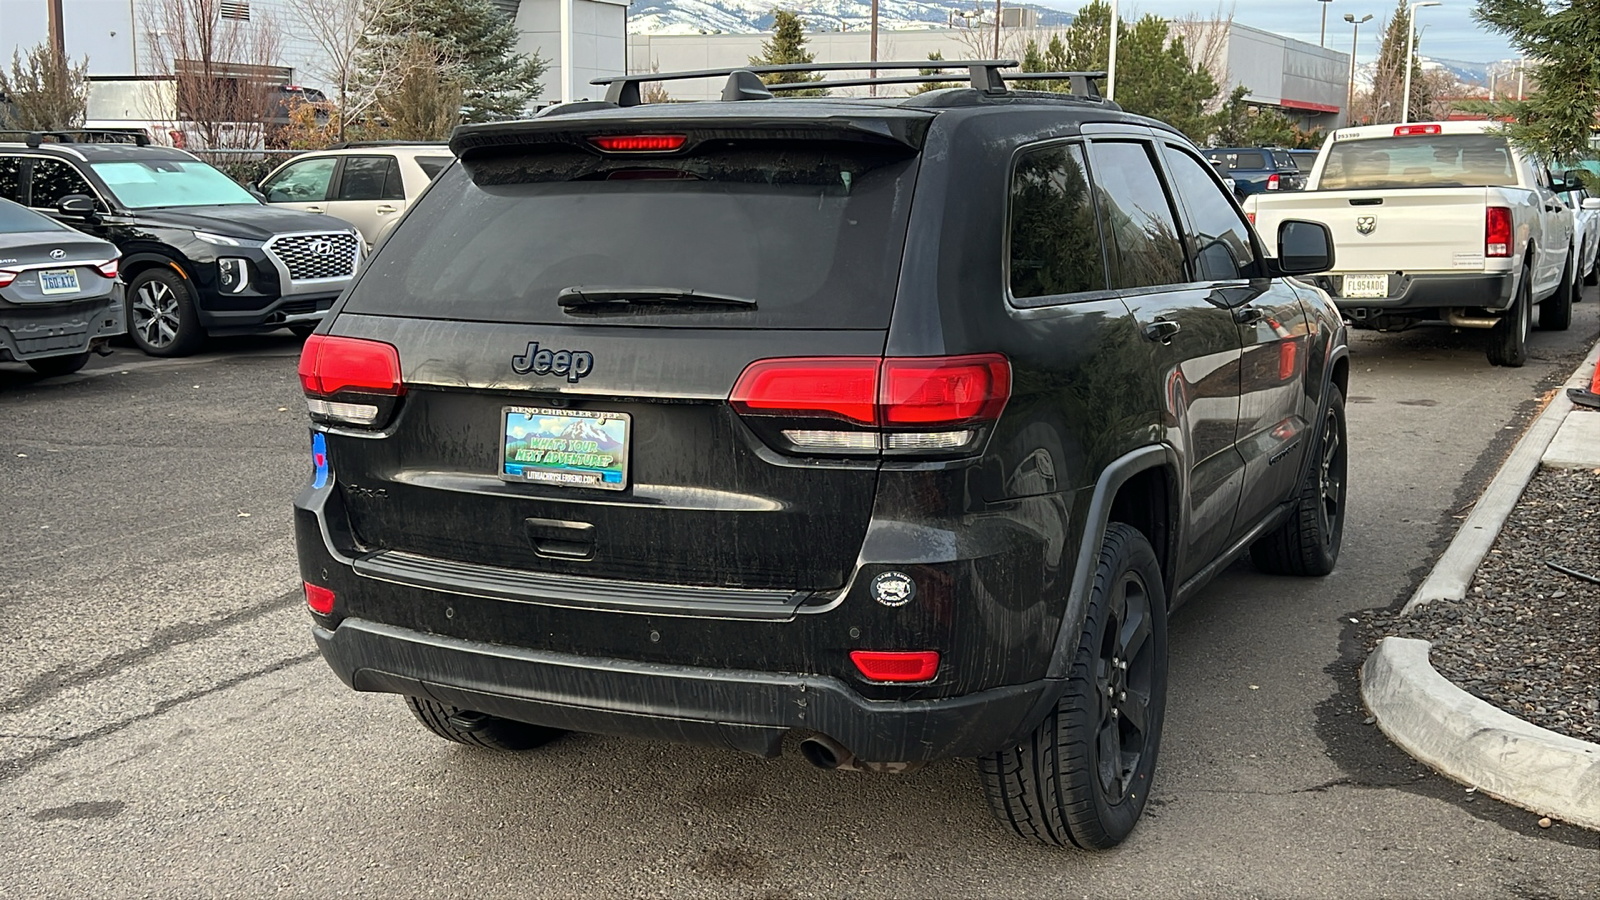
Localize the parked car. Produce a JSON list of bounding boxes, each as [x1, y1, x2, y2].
[[258, 143, 454, 247], [1203, 146, 1305, 195], [1208, 158, 1239, 197], [1558, 183, 1600, 287], [295, 61, 1349, 850], [1287, 148, 1319, 176], [0, 196, 124, 375], [0, 130, 361, 356], [1245, 121, 1579, 367]]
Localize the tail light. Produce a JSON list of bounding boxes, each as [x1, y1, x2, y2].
[[0, 270, 15, 288], [850, 650, 940, 683], [589, 134, 687, 152], [1486, 207, 1513, 258], [730, 354, 1011, 457], [1246, 212, 1257, 225], [95, 259, 119, 279], [1267, 173, 1281, 191], [1394, 124, 1442, 136], [298, 334, 404, 427]]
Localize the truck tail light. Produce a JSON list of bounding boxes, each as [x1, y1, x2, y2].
[[1394, 124, 1442, 136], [730, 354, 1011, 457], [1486, 207, 1513, 258], [298, 334, 404, 427], [1267, 173, 1281, 191]]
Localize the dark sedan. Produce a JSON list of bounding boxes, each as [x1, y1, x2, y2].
[[0, 197, 124, 376]]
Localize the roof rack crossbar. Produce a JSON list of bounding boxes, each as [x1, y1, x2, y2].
[[764, 70, 1110, 98], [596, 60, 1021, 106], [0, 128, 151, 147], [1002, 71, 1108, 99]]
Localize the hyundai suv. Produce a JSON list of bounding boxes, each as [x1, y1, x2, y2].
[[0, 131, 360, 356], [295, 61, 1349, 850]]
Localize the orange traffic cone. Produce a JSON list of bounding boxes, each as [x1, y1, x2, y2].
[[1570, 361, 1600, 409]]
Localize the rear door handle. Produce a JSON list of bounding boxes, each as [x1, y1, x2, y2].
[[1143, 320, 1181, 344], [1233, 306, 1267, 325], [305, 205, 325, 213], [375, 205, 398, 214]]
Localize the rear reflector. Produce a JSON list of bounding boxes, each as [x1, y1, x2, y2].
[[304, 582, 335, 615], [850, 650, 940, 683], [1486, 206, 1513, 258], [298, 335, 404, 397], [95, 259, 119, 279], [1394, 124, 1443, 136], [589, 134, 687, 153]]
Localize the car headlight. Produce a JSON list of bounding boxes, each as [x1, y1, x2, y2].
[[194, 231, 264, 248], [218, 257, 250, 293]]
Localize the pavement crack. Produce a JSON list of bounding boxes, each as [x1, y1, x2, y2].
[[0, 587, 301, 716], [0, 650, 319, 786]]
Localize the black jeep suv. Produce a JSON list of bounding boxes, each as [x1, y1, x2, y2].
[[295, 61, 1349, 850], [0, 132, 360, 356]]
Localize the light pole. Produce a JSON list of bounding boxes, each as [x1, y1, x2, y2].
[[1320, 0, 1334, 48], [1401, 1, 1441, 125], [1344, 13, 1372, 125], [1106, 0, 1119, 102]]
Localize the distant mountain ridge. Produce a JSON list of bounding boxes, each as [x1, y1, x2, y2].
[[629, 0, 1075, 36]]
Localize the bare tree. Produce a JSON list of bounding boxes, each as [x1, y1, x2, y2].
[[0, 43, 89, 130], [1170, 2, 1236, 113], [284, 0, 393, 136], [142, 0, 284, 149], [371, 35, 462, 140]]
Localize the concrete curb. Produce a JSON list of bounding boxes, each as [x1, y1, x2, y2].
[[1362, 637, 1600, 830], [1403, 340, 1600, 614]]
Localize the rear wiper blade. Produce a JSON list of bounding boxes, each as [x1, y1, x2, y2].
[[558, 285, 757, 309]]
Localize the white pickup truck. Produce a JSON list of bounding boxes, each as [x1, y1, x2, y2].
[[1245, 120, 1580, 367]]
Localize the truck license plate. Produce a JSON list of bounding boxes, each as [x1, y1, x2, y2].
[[39, 268, 80, 295], [1342, 273, 1388, 299]]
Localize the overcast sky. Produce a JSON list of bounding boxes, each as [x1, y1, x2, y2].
[[1042, 1, 1518, 63]]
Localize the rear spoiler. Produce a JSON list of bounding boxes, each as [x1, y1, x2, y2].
[[450, 111, 934, 158]]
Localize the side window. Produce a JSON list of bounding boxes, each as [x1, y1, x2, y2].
[[0, 156, 22, 203], [1087, 141, 1188, 289], [336, 156, 401, 201], [1161, 146, 1260, 282], [381, 158, 405, 199], [1008, 143, 1107, 299], [30, 159, 94, 208], [262, 157, 335, 202], [415, 155, 453, 180]]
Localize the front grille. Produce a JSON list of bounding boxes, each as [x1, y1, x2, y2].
[[267, 232, 358, 282]]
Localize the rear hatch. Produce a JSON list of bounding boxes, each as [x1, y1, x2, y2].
[[1256, 187, 1492, 273], [312, 109, 931, 591]]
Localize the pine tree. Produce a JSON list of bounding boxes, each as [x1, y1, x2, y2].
[[1475, 0, 1600, 164], [750, 10, 827, 97], [360, 0, 546, 123], [908, 50, 956, 95], [0, 44, 89, 130]]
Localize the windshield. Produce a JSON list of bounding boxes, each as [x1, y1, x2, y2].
[[1319, 135, 1518, 190], [0, 198, 67, 234], [89, 160, 258, 209]]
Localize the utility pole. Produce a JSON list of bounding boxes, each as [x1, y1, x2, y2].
[[47, 0, 66, 82], [560, 0, 574, 102], [1320, 0, 1333, 49], [1401, 1, 1440, 125], [1516, 57, 1525, 101], [993, 0, 1001, 57], [870, 0, 879, 97], [1344, 13, 1372, 126], [1106, 0, 1119, 102]]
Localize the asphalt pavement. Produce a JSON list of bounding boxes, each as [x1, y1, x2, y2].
[[2, 313, 1598, 898]]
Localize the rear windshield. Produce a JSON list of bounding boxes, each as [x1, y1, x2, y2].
[[414, 155, 453, 179], [0, 198, 64, 233], [343, 141, 918, 329], [1271, 151, 1296, 170], [1318, 134, 1519, 190], [1206, 150, 1266, 170]]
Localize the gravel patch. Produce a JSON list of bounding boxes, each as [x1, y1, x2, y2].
[[1378, 467, 1600, 743]]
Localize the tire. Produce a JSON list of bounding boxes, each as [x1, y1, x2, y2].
[[405, 696, 564, 752], [1585, 255, 1597, 287], [1538, 249, 1576, 332], [126, 268, 204, 357], [980, 522, 1168, 850], [1250, 387, 1347, 576], [25, 351, 90, 377], [1487, 266, 1532, 367]]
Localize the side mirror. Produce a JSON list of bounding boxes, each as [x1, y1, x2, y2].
[[1273, 220, 1335, 276], [56, 193, 97, 217], [1563, 170, 1587, 191], [247, 184, 267, 202], [1583, 197, 1600, 211]]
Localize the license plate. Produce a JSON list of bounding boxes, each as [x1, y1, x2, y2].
[[39, 268, 80, 295], [1341, 273, 1389, 299], [500, 406, 630, 491]]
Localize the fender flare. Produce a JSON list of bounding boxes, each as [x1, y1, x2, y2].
[[119, 250, 191, 283], [1291, 337, 1350, 503]]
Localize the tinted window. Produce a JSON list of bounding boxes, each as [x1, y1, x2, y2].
[[342, 144, 918, 329], [1089, 142, 1187, 289], [1008, 143, 1106, 299], [263, 157, 335, 202], [1319, 135, 1518, 189], [1162, 146, 1258, 282], [415, 155, 452, 180], [1272, 151, 1296, 170], [1207, 150, 1267, 170], [337, 156, 401, 201], [0, 157, 21, 203], [30, 158, 94, 208], [0, 197, 66, 233]]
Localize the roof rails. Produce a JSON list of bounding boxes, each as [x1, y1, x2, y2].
[[591, 61, 1108, 108], [0, 129, 151, 147]]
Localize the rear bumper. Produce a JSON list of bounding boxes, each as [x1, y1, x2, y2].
[[313, 617, 1051, 760], [0, 288, 124, 362], [1309, 271, 1516, 315]]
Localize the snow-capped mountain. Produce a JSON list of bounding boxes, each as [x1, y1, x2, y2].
[[629, 0, 1075, 36], [1353, 57, 1493, 92]]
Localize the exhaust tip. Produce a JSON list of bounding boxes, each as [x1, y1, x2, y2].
[[799, 736, 845, 770]]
